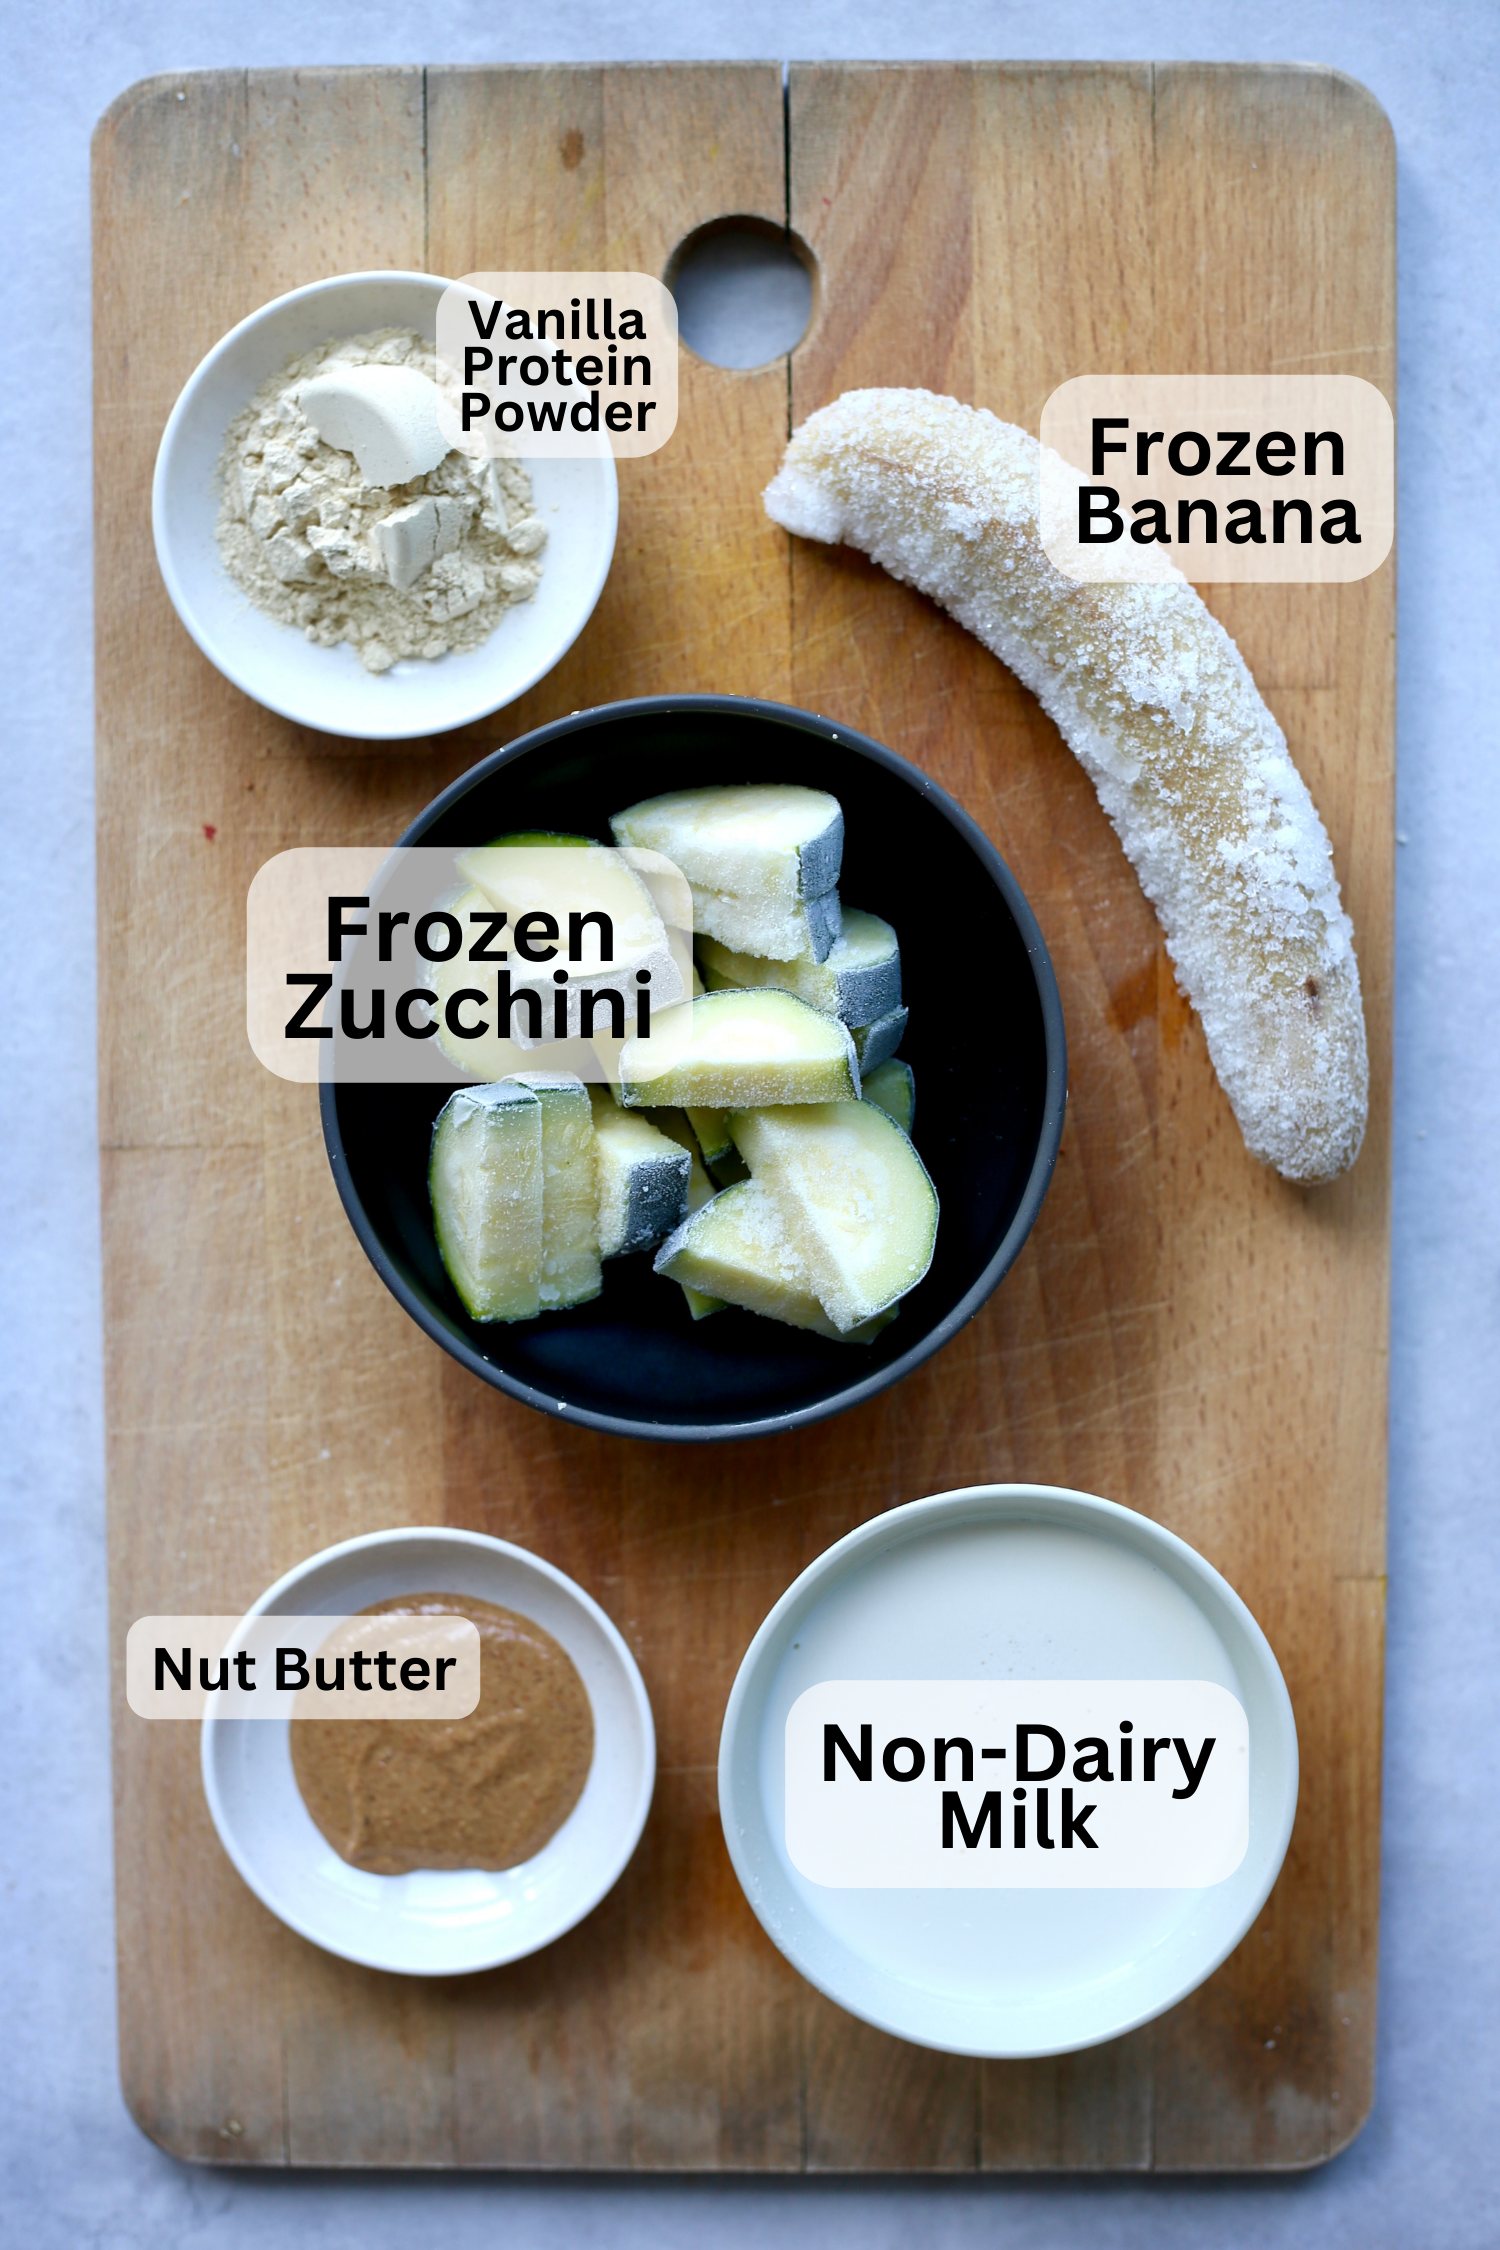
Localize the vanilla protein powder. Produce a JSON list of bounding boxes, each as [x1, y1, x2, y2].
[[216, 327, 546, 674]]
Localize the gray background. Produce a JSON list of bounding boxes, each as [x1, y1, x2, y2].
[[4, 1, 1495, 2241]]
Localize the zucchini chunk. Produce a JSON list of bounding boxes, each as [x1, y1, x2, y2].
[[697, 908, 900, 1029], [588, 1087, 690, 1258], [729, 1100, 938, 1331], [617, 990, 859, 1110], [429, 1080, 543, 1322], [648, 1109, 728, 1317], [686, 1105, 750, 1187], [653, 1179, 895, 1343], [851, 1005, 908, 1074], [510, 1074, 601, 1309], [861, 1057, 916, 1135], [456, 836, 685, 1043], [610, 784, 843, 961]]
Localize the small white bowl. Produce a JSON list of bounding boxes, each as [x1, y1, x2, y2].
[[202, 1527, 654, 1975], [152, 271, 619, 739], [719, 1485, 1297, 2057]]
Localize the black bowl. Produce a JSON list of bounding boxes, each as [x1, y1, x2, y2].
[[321, 695, 1066, 1442]]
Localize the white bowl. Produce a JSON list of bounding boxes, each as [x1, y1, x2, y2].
[[718, 1485, 1298, 2057], [202, 1527, 654, 1975], [152, 271, 619, 739]]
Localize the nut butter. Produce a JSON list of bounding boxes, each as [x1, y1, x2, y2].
[[291, 1594, 593, 1875]]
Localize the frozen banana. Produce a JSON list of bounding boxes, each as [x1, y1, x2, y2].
[[764, 388, 1368, 1181]]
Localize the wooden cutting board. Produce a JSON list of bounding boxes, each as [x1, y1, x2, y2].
[[94, 61, 1392, 2170]]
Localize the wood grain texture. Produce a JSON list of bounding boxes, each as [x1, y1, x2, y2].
[[96, 61, 1392, 2171]]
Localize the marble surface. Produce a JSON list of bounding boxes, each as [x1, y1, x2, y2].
[[3, 1, 1496, 2240]]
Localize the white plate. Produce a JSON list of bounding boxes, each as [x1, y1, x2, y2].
[[152, 271, 618, 739], [202, 1527, 654, 1975], [718, 1485, 1297, 2057]]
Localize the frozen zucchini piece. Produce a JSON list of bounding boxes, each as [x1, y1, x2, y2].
[[729, 1100, 937, 1332], [653, 1180, 896, 1343], [510, 1074, 601, 1309], [456, 835, 685, 1044], [697, 909, 900, 1029], [429, 1080, 543, 1322], [617, 990, 859, 1110], [687, 1105, 732, 1166], [861, 1057, 915, 1136], [686, 1105, 750, 1188], [851, 1005, 908, 1074], [647, 1109, 728, 1317], [610, 784, 843, 962], [588, 1086, 690, 1257], [586, 966, 703, 1107]]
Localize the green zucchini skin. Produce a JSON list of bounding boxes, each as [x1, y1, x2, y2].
[[861, 1058, 915, 1135], [851, 1006, 908, 1074]]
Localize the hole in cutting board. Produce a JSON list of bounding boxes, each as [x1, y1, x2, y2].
[[666, 216, 816, 368]]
